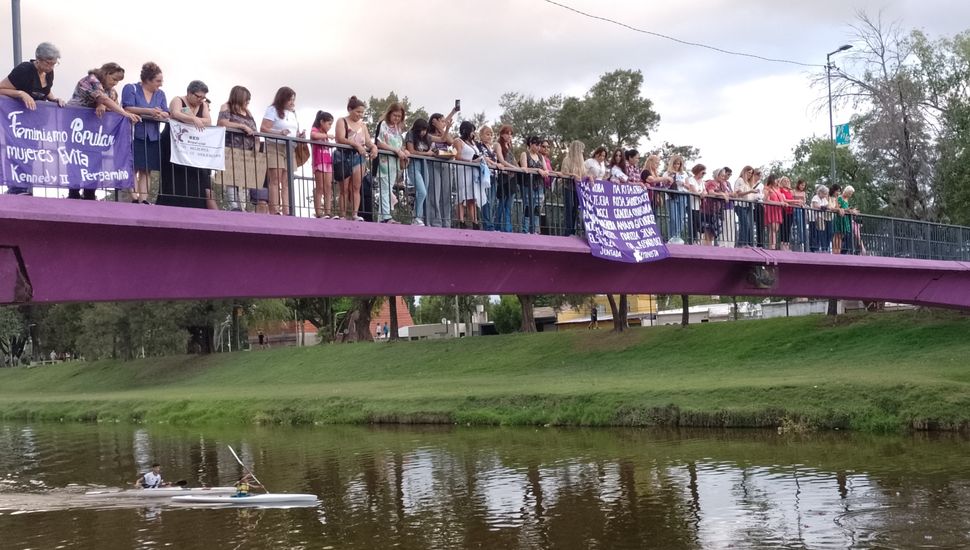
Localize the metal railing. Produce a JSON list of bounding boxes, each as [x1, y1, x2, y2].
[[3, 124, 969, 261]]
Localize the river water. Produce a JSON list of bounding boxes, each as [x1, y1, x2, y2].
[[1, 423, 968, 549]]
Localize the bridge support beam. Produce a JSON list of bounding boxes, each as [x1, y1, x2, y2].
[[1, 195, 969, 309]]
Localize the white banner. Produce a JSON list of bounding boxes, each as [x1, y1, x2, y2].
[[169, 120, 226, 170]]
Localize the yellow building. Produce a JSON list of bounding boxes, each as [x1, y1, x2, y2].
[[555, 294, 658, 331]]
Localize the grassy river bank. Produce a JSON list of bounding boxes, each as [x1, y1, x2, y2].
[[1, 310, 968, 432]]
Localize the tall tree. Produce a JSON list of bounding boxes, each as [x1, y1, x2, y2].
[[910, 30, 970, 223], [498, 92, 563, 148], [492, 295, 521, 334], [387, 296, 399, 341], [0, 306, 26, 366], [789, 137, 877, 212], [606, 294, 628, 333], [516, 295, 537, 333], [364, 91, 428, 130], [556, 69, 660, 151], [646, 142, 701, 164], [826, 13, 937, 219]]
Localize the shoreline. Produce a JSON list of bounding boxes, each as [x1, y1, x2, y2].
[[1, 310, 968, 433]]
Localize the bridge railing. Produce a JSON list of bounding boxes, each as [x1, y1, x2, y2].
[[3, 124, 970, 261], [646, 187, 970, 261]]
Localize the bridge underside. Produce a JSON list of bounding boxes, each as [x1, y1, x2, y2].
[[1, 196, 968, 309]]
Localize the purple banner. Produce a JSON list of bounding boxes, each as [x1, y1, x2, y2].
[[0, 97, 133, 190], [577, 179, 669, 263]]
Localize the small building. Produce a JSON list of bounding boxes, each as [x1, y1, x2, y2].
[[554, 294, 658, 331]]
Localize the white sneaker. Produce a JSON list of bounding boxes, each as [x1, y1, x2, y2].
[[669, 237, 685, 245], [413, 218, 425, 226], [354, 216, 364, 221]]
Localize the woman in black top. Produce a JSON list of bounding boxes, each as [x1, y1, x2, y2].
[[156, 80, 215, 209], [0, 42, 64, 110]]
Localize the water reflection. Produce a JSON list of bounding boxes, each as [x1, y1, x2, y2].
[[1, 424, 970, 549]]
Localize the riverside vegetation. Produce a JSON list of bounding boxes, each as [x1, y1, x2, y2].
[[0, 309, 968, 433]]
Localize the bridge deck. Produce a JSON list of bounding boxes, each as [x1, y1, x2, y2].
[[1, 195, 968, 308]]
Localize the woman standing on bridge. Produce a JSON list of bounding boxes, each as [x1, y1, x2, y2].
[[66, 63, 141, 200], [157, 80, 214, 210], [427, 109, 457, 228], [261, 87, 302, 216], [122, 62, 169, 204], [702, 167, 733, 246], [493, 125, 522, 233], [405, 118, 432, 226], [335, 96, 376, 221], [1, 43, 65, 195], [216, 86, 266, 213], [374, 102, 409, 223]]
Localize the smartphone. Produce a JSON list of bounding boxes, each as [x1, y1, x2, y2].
[[455, 99, 461, 112]]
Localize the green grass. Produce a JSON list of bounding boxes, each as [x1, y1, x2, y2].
[[1, 309, 969, 432]]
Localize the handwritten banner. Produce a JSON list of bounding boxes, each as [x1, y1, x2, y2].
[[169, 120, 225, 170], [577, 179, 669, 263], [0, 97, 133, 189]]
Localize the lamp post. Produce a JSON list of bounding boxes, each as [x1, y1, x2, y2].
[[826, 44, 853, 186], [11, 0, 22, 65]]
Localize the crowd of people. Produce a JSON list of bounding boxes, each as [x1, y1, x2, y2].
[[1, 42, 865, 253]]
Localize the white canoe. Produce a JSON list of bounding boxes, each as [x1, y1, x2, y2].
[[84, 486, 238, 498], [171, 493, 318, 505]]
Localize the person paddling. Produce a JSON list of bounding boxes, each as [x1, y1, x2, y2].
[[234, 472, 263, 497], [133, 463, 171, 489]]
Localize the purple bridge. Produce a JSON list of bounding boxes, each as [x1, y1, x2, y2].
[[1, 195, 969, 309]]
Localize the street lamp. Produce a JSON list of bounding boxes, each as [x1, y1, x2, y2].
[[827, 44, 853, 186]]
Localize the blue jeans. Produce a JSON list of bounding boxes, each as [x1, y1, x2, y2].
[[735, 205, 754, 247], [407, 160, 428, 222], [791, 209, 806, 251], [493, 174, 514, 232], [521, 176, 541, 234], [562, 180, 577, 236], [667, 194, 688, 241]]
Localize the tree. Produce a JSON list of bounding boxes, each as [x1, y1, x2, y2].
[[788, 137, 877, 212], [34, 303, 89, 359], [606, 294, 628, 333], [345, 297, 382, 343], [498, 92, 563, 148], [364, 91, 428, 130], [825, 13, 937, 219], [646, 142, 701, 164], [910, 30, 970, 223], [75, 301, 192, 360], [284, 297, 353, 342], [0, 306, 26, 366], [415, 295, 455, 325], [516, 295, 537, 333], [388, 296, 399, 341], [556, 69, 660, 151], [492, 295, 522, 334], [456, 111, 489, 131]]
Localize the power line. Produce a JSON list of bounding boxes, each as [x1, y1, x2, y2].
[[542, 0, 824, 68]]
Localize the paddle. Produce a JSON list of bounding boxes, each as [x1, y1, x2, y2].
[[227, 444, 267, 493], [174, 480, 188, 487]]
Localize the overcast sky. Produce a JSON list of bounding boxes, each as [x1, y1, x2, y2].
[[2, 0, 967, 169]]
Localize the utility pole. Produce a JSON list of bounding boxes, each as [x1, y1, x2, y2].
[[11, 0, 22, 65], [826, 44, 853, 186]]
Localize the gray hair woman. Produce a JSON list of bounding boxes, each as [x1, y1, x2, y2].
[[0, 43, 64, 194], [0, 42, 64, 111]]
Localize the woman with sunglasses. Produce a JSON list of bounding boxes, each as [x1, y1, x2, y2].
[[156, 80, 215, 210]]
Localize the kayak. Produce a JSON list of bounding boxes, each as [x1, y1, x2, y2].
[[84, 486, 238, 498], [171, 493, 318, 505]]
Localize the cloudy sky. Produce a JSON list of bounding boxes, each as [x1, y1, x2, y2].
[[2, 0, 967, 169]]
